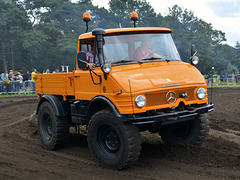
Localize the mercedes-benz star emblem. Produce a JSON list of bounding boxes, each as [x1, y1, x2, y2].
[[166, 91, 177, 104]]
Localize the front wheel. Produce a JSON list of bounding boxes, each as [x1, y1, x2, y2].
[[87, 110, 141, 170], [160, 114, 209, 145]]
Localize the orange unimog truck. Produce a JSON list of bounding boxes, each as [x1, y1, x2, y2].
[[35, 12, 214, 169]]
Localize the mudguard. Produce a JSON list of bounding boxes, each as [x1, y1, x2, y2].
[[87, 96, 122, 119], [36, 95, 70, 117]]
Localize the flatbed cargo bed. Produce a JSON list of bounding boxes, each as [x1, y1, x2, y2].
[[35, 73, 75, 96]]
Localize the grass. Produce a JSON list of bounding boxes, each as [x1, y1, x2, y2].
[[207, 82, 240, 88], [208, 85, 240, 88], [0, 93, 37, 98]]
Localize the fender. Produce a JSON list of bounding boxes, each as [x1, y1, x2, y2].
[[36, 95, 70, 117], [87, 96, 122, 119]]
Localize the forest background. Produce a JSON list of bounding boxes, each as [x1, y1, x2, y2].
[[1, 0, 240, 75]]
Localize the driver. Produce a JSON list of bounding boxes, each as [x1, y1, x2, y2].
[[133, 38, 156, 60]]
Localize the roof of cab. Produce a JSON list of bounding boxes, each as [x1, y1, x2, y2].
[[78, 27, 172, 40]]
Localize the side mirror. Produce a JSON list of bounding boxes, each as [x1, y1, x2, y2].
[[190, 44, 199, 65], [190, 56, 199, 65], [190, 44, 199, 66], [77, 51, 87, 68], [191, 44, 197, 56]]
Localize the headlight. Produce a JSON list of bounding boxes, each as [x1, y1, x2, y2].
[[102, 63, 111, 74], [135, 95, 146, 108], [190, 56, 199, 65], [197, 88, 206, 99]]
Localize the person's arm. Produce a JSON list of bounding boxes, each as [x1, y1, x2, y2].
[[85, 51, 95, 70], [8, 75, 12, 81], [86, 63, 95, 70], [2, 77, 9, 83]]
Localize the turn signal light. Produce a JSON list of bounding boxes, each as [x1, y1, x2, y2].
[[113, 89, 122, 95]]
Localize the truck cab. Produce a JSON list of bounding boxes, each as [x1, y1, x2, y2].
[[35, 13, 213, 170]]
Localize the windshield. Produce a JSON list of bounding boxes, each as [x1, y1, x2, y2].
[[103, 33, 181, 64]]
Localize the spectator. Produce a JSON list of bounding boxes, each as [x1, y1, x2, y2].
[[31, 68, 37, 93], [55, 69, 59, 73], [44, 69, 50, 74], [14, 74, 23, 93], [8, 70, 15, 93], [1, 70, 9, 94], [23, 70, 30, 93], [8, 70, 14, 81], [233, 68, 238, 83]]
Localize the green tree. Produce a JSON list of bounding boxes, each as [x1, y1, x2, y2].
[[108, 0, 158, 28], [165, 5, 226, 74], [0, 0, 31, 72]]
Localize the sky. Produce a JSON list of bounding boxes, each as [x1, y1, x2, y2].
[[91, 0, 240, 47]]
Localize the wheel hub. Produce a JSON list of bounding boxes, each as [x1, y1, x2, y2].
[[106, 131, 119, 150], [43, 114, 52, 140], [99, 126, 120, 156]]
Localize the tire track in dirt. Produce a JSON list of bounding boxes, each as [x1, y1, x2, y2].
[[0, 97, 38, 110], [4, 118, 166, 180], [210, 129, 240, 145], [2, 117, 95, 165]]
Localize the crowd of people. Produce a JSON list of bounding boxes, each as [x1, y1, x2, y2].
[[0, 68, 64, 95], [0, 69, 32, 95]]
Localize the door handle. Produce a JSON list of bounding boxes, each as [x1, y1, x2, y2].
[[74, 75, 80, 78]]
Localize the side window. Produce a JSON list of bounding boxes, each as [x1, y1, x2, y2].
[[81, 43, 92, 52], [80, 39, 102, 66]]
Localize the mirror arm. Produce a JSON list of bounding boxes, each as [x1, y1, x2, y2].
[[193, 51, 198, 56], [89, 69, 102, 85], [190, 51, 198, 60]]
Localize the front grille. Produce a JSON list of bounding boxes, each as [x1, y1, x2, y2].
[[145, 88, 196, 107]]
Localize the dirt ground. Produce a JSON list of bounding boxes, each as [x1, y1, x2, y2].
[[0, 88, 240, 180]]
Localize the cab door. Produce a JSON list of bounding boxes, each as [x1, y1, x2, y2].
[[74, 39, 102, 100]]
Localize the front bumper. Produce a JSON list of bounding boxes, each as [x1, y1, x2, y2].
[[127, 103, 214, 126]]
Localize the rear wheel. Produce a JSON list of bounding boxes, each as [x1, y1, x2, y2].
[[87, 110, 141, 170], [38, 101, 69, 150], [160, 114, 209, 145]]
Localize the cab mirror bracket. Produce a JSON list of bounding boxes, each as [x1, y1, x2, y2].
[[191, 44, 197, 56]]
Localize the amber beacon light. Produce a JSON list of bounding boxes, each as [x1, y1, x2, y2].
[[83, 12, 91, 32], [131, 11, 138, 27]]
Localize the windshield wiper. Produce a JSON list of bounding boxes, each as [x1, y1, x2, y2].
[[138, 57, 170, 63], [141, 57, 164, 61], [111, 60, 135, 64]]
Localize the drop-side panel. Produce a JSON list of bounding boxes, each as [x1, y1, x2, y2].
[[35, 73, 75, 96]]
